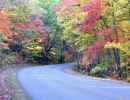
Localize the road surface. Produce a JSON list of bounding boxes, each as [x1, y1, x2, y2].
[[17, 63, 130, 100]]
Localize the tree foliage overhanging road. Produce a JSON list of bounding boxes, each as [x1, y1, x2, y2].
[[0, 0, 130, 81]]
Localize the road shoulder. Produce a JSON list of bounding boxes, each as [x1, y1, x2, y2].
[[0, 64, 35, 100], [62, 66, 130, 86]]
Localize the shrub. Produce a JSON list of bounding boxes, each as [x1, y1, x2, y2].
[[0, 55, 16, 66], [90, 66, 101, 76]]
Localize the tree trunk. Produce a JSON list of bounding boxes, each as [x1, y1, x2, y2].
[[60, 40, 66, 63], [45, 51, 49, 64]]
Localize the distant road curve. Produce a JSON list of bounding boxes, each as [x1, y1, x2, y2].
[[17, 63, 130, 100]]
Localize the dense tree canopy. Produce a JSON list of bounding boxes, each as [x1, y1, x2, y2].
[[0, 0, 130, 81], [53, 0, 130, 81]]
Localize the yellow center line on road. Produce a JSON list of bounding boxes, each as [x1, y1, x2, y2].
[[35, 68, 129, 100], [51, 76, 128, 100]]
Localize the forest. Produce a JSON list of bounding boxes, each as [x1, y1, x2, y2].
[[0, 0, 130, 82]]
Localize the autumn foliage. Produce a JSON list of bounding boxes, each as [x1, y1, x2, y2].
[[0, 9, 12, 39], [53, 0, 130, 80], [0, 0, 130, 82]]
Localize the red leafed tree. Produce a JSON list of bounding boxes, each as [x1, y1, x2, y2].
[[84, 40, 106, 67], [81, 0, 107, 68], [14, 15, 47, 41], [27, 17, 48, 41], [0, 9, 12, 39], [97, 27, 112, 37], [15, 17, 44, 31], [15, 22, 25, 29], [81, 0, 105, 33]]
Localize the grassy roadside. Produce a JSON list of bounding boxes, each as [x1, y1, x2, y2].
[[9, 72, 31, 100], [0, 64, 35, 100]]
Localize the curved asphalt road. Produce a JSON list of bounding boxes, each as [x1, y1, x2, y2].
[[17, 63, 130, 100]]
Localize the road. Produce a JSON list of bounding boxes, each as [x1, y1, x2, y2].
[[17, 63, 130, 100]]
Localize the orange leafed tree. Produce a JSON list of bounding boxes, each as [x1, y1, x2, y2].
[[0, 9, 12, 39]]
